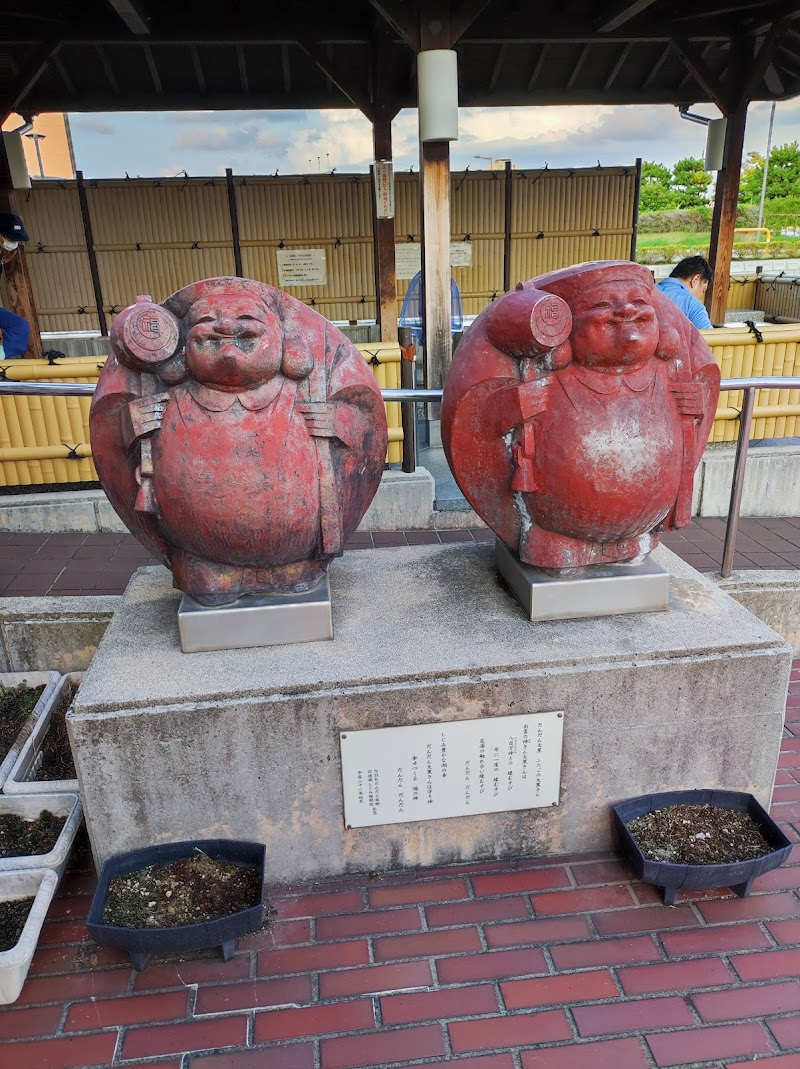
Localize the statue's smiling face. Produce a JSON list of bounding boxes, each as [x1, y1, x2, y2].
[[185, 293, 283, 389], [570, 280, 659, 369]]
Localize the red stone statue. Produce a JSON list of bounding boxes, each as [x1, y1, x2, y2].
[[90, 277, 388, 605], [442, 261, 721, 571]]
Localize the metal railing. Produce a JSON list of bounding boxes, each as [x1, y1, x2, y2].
[[2, 376, 800, 582]]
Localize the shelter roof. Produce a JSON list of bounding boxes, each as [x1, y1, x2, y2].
[[2, 1, 800, 120]]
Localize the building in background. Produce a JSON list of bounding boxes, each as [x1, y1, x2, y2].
[[1, 113, 75, 180]]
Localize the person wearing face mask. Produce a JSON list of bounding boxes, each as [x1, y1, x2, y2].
[[0, 211, 31, 358]]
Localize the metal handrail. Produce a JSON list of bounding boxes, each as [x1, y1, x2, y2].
[[1, 375, 799, 581]]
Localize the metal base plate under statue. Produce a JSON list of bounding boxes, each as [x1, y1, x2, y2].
[[177, 575, 333, 653], [495, 538, 670, 622]]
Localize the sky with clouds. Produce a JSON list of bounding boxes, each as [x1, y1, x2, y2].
[[67, 98, 800, 181]]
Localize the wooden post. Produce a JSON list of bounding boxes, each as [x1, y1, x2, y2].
[[225, 167, 243, 277], [76, 170, 108, 336], [706, 100, 748, 325], [0, 132, 43, 358], [420, 139, 452, 393], [371, 115, 398, 342], [503, 158, 513, 292]]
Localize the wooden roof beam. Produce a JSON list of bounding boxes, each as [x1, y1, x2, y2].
[[488, 43, 508, 91], [567, 43, 590, 89], [671, 35, 730, 111], [191, 45, 206, 95], [143, 43, 163, 95], [106, 0, 150, 36], [96, 44, 121, 94], [604, 42, 631, 90], [450, 0, 494, 43], [527, 42, 550, 90], [1, 41, 60, 125], [595, 0, 659, 34], [642, 41, 672, 89], [297, 38, 376, 118], [367, 1, 421, 51]]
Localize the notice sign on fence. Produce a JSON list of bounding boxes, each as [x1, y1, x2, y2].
[[276, 248, 327, 286], [340, 711, 563, 829], [394, 241, 474, 279]]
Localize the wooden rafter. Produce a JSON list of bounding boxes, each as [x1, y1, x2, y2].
[[488, 43, 508, 91], [297, 38, 376, 118], [282, 44, 291, 95], [367, 0, 421, 51], [595, 0, 659, 33], [671, 35, 730, 110], [527, 43, 550, 91], [1, 41, 60, 123], [567, 44, 590, 89], [106, 0, 150, 35], [450, 0, 495, 43], [191, 45, 206, 95], [236, 45, 249, 93], [53, 54, 76, 96], [143, 43, 163, 95], [96, 44, 121, 94], [642, 41, 672, 89], [604, 42, 632, 90]]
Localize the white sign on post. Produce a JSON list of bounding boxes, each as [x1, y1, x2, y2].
[[276, 248, 327, 286], [374, 160, 395, 219], [340, 711, 564, 829]]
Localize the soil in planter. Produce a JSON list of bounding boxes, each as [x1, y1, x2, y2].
[[33, 705, 76, 781], [0, 684, 45, 756], [0, 897, 35, 952], [626, 804, 774, 865], [0, 811, 67, 858], [102, 850, 262, 928]]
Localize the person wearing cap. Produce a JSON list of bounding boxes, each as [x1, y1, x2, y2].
[[656, 255, 713, 330], [0, 211, 31, 358]]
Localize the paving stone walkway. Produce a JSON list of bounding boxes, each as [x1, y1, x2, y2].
[[0, 517, 798, 597], [0, 663, 798, 1068]]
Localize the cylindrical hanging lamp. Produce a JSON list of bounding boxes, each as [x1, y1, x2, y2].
[[418, 50, 459, 143]]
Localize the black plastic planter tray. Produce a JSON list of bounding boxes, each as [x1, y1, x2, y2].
[[613, 789, 792, 906], [87, 838, 267, 970]]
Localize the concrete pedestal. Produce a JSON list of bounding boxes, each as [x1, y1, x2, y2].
[[69, 544, 792, 883]]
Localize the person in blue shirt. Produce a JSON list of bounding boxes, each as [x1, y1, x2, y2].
[[0, 211, 31, 358], [656, 256, 713, 330]]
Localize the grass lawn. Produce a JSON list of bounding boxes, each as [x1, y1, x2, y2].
[[638, 230, 800, 251]]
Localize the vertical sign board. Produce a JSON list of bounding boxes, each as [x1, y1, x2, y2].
[[276, 248, 327, 287], [374, 160, 395, 219], [340, 711, 564, 828]]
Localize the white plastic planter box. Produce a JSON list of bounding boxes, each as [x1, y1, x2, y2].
[[0, 793, 82, 882], [5, 673, 83, 795], [0, 868, 58, 1004], [0, 672, 62, 792]]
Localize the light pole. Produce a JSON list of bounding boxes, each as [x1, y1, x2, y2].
[[474, 154, 493, 169], [757, 101, 776, 241], [25, 132, 46, 178]]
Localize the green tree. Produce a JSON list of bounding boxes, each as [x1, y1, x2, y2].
[[671, 157, 712, 208], [639, 160, 678, 211], [740, 142, 800, 202]]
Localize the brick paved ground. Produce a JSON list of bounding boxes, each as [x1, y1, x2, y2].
[[0, 516, 798, 597], [0, 663, 797, 1068]]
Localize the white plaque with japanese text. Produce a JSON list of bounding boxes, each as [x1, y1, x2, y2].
[[340, 712, 563, 828], [394, 241, 475, 279], [276, 248, 327, 286], [374, 160, 395, 219]]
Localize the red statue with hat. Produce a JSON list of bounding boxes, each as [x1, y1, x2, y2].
[[90, 277, 388, 605], [442, 261, 720, 571]]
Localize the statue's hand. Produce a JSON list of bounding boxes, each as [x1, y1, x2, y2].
[[670, 382, 705, 418], [127, 393, 170, 439], [297, 401, 336, 437]]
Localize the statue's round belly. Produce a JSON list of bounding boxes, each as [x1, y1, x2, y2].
[[529, 386, 684, 542], [152, 402, 320, 566]]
